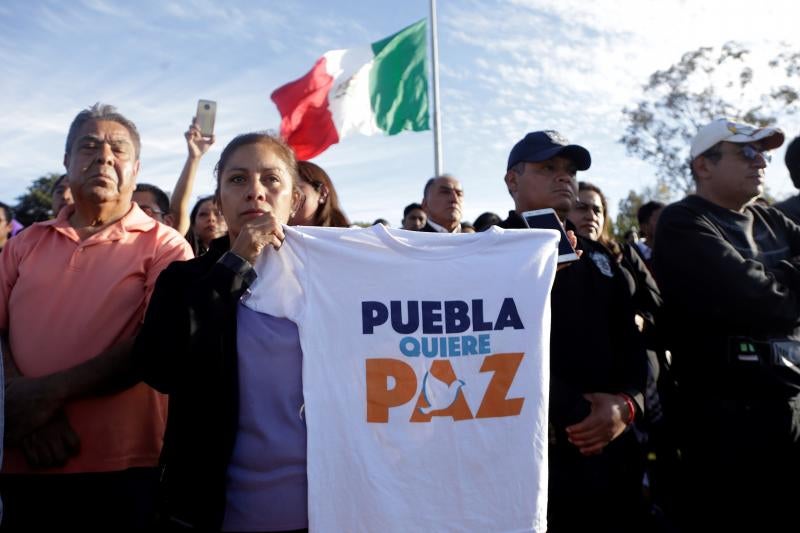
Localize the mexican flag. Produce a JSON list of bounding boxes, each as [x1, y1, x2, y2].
[[271, 19, 429, 160]]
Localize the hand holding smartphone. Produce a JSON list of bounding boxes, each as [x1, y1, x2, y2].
[[195, 99, 217, 137], [521, 208, 580, 264]]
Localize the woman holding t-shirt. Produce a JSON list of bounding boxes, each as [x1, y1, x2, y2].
[[133, 132, 308, 531]]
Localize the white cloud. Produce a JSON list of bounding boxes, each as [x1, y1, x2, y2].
[[1, 0, 799, 225], [436, 0, 800, 216]]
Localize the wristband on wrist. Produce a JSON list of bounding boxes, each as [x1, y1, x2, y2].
[[618, 393, 636, 425]]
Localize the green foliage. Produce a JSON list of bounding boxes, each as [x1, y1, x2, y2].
[[620, 42, 800, 196], [611, 182, 672, 242], [612, 190, 645, 241], [14, 173, 60, 226]]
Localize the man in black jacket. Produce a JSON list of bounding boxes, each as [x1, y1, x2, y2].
[[501, 131, 648, 533], [655, 118, 800, 532]]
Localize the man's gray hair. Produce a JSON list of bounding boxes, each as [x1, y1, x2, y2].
[[64, 103, 141, 159], [423, 173, 457, 199]]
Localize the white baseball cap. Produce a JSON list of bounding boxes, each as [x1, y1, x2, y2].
[[690, 118, 785, 160]]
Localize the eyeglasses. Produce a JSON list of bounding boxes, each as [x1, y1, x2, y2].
[[574, 201, 602, 216], [140, 205, 165, 217], [738, 144, 772, 164]]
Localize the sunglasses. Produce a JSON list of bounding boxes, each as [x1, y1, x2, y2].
[[574, 201, 602, 216], [738, 144, 772, 164]]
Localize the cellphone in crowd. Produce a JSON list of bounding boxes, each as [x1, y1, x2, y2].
[[521, 208, 580, 264], [195, 99, 217, 137]]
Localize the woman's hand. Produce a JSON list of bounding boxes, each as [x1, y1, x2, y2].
[[185, 118, 215, 160], [230, 212, 286, 265]]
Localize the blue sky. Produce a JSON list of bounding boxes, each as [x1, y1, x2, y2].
[[1, 0, 798, 224]]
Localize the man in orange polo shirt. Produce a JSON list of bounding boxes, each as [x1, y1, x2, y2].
[[0, 103, 192, 529]]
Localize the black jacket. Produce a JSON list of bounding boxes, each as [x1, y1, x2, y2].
[[655, 195, 800, 401], [420, 222, 439, 233], [500, 211, 646, 427], [420, 221, 460, 233], [501, 211, 648, 531], [133, 236, 251, 529]]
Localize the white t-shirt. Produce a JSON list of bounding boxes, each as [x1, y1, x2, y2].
[[245, 224, 558, 533]]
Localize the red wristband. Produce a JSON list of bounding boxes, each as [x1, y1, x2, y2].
[[619, 393, 636, 425]]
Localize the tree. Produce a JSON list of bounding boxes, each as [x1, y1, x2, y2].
[[14, 173, 60, 226], [612, 181, 672, 242], [620, 42, 800, 196], [613, 189, 645, 242]]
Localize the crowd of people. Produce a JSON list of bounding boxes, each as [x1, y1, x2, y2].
[[1, 103, 800, 533]]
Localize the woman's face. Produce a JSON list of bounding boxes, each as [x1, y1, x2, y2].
[[568, 189, 604, 241], [218, 141, 299, 239], [289, 176, 324, 226], [193, 199, 227, 246]]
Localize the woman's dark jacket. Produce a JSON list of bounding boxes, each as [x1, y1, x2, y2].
[[133, 236, 253, 529]]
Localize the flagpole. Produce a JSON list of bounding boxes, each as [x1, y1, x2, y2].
[[429, 0, 443, 175]]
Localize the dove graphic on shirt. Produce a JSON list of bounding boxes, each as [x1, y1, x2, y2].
[[418, 370, 466, 415]]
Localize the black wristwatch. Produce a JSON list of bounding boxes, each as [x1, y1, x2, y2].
[[217, 251, 257, 286]]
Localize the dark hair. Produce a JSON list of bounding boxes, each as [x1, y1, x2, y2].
[[423, 177, 436, 198], [0, 201, 13, 223], [189, 195, 216, 228], [690, 142, 723, 182], [403, 202, 423, 218], [504, 162, 528, 197], [296, 160, 349, 227], [786, 136, 800, 189], [214, 132, 298, 195], [577, 181, 620, 257], [50, 174, 68, 195], [373, 218, 390, 226], [135, 183, 170, 215], [185, 195, 218, 256], [637, 201, 666, 226], [473, 211, 502, 232], [65, 103, 141, 159]]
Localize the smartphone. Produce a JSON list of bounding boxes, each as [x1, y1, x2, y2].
[[196, 99, 217, 137], [521, 208, 580, 264]]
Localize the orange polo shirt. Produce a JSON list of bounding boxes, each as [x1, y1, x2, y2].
[[0, 204, 193, 474]]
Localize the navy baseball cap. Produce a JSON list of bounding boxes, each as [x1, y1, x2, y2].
[[507, 131, 591, 171]]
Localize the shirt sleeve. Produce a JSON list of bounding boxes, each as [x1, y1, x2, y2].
[[0, 235, 24, 333], [143, 229, 194, 310]]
